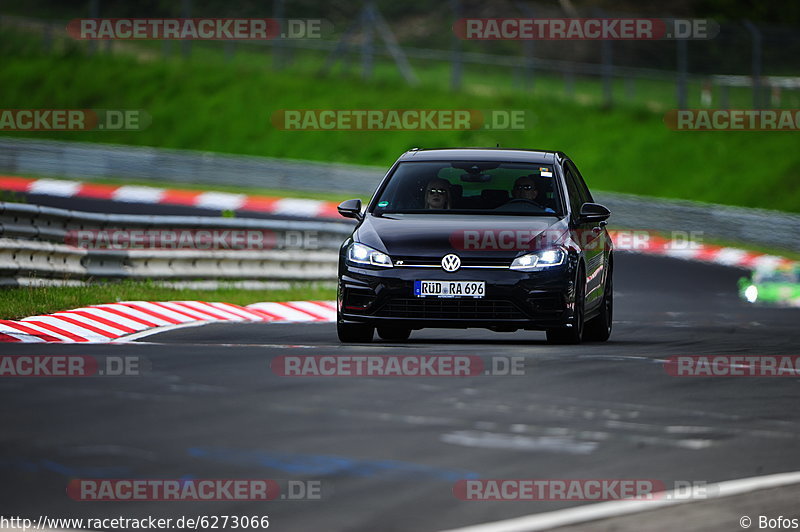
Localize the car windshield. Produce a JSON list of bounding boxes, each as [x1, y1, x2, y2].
[[371, 161, 564, 216], [754, 268, 800, 283]]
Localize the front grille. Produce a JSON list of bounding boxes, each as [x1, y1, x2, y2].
[[393, 256, 510, 268], [373, 298, 528, 320]]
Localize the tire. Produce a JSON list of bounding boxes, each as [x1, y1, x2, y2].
[[337, 322, 374, 343], [546, 266, 585, 345], [377, 326, 412, 342], [584, 265, 613, 342]]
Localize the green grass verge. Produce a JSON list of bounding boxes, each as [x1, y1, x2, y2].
[[1, 28, 799, 213], [0, 280, 336, 320]]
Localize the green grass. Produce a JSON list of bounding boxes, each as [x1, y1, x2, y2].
[[1, 28, 799, 212], [0, 280, 335, 320]]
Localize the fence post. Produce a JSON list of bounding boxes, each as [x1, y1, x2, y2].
[[88, 0, 99, 55], [320, 18, 359, 75], [181, 0, 192, 58], [743, 20, 762, 108], [273, 0, 286, 69], [601, 40, 613, 108], [369, 4, 418, 85], [42, 22, 53, 53], [625, 77, 635, 101], [515, 2, 535, 91], [676, 38, 688, 109], [564, 67, 575, 99], [594, 8, 613, 108], [450, 0, 462, 91], [361, 2, 375, 81]]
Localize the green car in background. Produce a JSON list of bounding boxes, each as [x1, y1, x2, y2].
[[739, 265, 800, 307]]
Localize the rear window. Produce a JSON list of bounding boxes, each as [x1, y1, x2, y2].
[[371, 161, 564, 216]]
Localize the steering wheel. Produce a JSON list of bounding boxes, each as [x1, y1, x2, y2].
[[504, 198, 546, 209]]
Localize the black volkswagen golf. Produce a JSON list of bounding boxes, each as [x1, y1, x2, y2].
[[336, 148, 613, 344]]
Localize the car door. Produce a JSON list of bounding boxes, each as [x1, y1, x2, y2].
[[564, 161, 605, 308]]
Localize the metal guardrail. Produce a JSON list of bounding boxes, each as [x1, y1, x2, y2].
[[0, 201, 350, 284], [594, 191, 800, 253], [2, 137, 799, 253], [0, 137, 383, 195], [0, 201, 354, 243]]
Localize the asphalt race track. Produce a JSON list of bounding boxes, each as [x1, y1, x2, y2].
[[1, 253, 799, 531]]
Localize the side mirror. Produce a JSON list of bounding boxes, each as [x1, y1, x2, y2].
[[337, 199, 363, 221], [578, 203, 611, 224]]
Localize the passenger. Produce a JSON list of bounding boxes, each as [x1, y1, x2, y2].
[[424, 178, 451, 209]]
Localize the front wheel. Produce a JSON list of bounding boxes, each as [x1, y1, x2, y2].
[[337, 322, 374, 343], [584, 266, 613, 342], [546, 266, 585, 345]]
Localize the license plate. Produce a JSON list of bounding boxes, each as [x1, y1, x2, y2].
[[414, 280, 485, 298]]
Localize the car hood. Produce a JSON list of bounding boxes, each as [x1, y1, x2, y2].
[[355, 213, 567, 258]]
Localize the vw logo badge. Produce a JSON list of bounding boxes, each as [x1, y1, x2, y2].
[[441, 254, 461, 272]]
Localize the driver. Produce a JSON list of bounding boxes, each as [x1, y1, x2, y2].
[[424, 178, 451, 209], [512, 175, 541, 202], [511, 175, 555, 213]]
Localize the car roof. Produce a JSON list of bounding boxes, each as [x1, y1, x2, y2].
[[397, 148, 564, 164]]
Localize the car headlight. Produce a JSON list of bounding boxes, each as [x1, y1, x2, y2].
[[347, 242, 393, 268], [744, 284, 758, 303], [509, 248, 565, 271]]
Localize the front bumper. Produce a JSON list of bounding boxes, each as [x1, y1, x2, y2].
[[338, 263, 575, 330]]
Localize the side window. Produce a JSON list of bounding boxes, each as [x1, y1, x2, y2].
[[568, 161, 594, 203], [563, 166, 583, 219]]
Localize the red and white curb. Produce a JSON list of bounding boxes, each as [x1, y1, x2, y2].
[[0, 176, 341, 219], [608, 231, 797, 271], [0, 300, 336, 343]]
